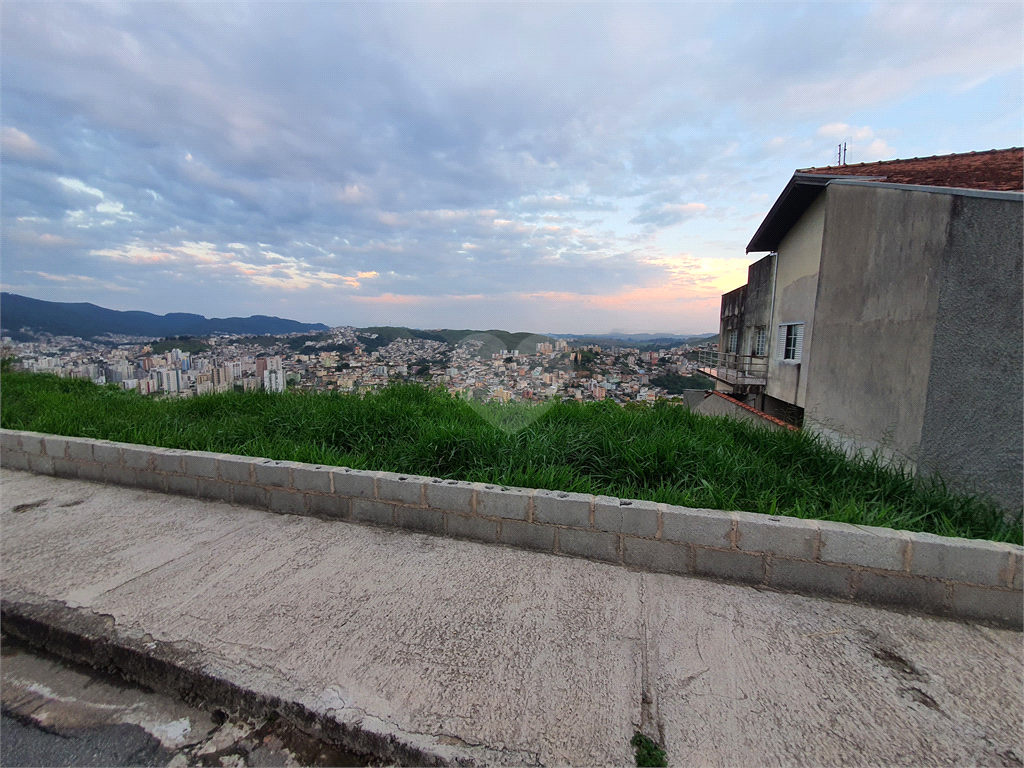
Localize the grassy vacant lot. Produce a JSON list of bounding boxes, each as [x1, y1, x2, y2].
[[2, 370, 1019, 544]]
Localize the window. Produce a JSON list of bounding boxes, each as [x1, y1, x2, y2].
[[778, 323, 803, 361], [754, 326, 767, 357], [726, 329, 738, 353]]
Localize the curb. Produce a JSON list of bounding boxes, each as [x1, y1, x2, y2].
[[0, 593, 492, 767], [2, 429, 1021, 629]]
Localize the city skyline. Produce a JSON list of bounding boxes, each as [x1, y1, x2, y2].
[[2, 1, 1021, 334]]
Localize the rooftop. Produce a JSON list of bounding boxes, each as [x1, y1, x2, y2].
[[797, 147, 1024, 192], [747, 147, 1024, 251]]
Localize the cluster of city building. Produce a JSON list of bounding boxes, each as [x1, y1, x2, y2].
[[2, 327, 715, 405]]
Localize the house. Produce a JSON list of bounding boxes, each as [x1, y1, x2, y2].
[[702, 148, 1023, 515]]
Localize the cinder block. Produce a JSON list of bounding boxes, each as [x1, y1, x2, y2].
[[735, 512, 819, 560], [232, 484, 266, 509], [376, 472, 425, 505], [217, 455, 256, 484], [475, 485, 531, 521], [818, 522, 909, 572], [182, 451, 219, 479], [594, 496, 659, 538], [103, 465, 136, 487], [425, 479, 475, 514], [121, 446, 154, 471], [65, 437, 94, 462], [2, 451, 29, 471], [77, 462, 105, 483], [446, 513, 498, 543], [92, 442, 123, 467], [51, 458, 79, 479], [768, 557, 854, 599], [269, 488, 307, 516], [623, 537, 690, 575], [855, 572, 949, 613], [292, 465, 333, 495], [396, 507, 445, 535], [533, 489, 591, 528], [151, 448, 184, 475], [500, 519, 555, 552], [198, 478, 234, 504], [27, 454, 55, 475], [558, 528, 620, 563], [18, 433, 44, 456], [253, 459, 291, 488], [165, 474, 199, 497], [42, 436, 68, 460], [136, 471, 167, 493], [307, 494, 349, 519], [330, 469, 375, 499], [909, 531, 1016, 587], [693, 546, 765, 585], [662, 506, 734, 549], [949, 584, 1023, 629], [0, 431, 20, 455], [352, 499, 396, 526]]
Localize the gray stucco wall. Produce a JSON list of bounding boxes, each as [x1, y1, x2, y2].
[[743, 253, 775, 357], [719, 284, 746, 354], [916, 193, 1024, 518], [804, 184, 951, 465]]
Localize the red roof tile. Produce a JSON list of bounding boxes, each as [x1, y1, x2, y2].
[[798, 148, 1023, 192]]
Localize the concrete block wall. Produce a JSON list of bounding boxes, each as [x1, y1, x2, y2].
[[2, 429, 1021, 629]]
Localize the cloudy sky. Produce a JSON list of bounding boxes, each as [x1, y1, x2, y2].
[[2, 2, 1020, 334]]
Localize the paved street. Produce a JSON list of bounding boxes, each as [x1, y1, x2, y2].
[[0, 634, 370, 767], [2, 468, 1022, 766]]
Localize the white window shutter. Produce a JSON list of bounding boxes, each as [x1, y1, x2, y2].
[[794, 324, 804, 361], [777, 326, 786, 359]]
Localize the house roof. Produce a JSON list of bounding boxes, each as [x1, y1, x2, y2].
[[746, 148, 1024, 253], [797, 148, 1023, 192]]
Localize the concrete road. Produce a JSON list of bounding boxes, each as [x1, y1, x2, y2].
[[0, 634, 370, 767], [1, 469, 1021, 767]]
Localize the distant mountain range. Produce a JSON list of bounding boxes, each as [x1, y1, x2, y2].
[[0, 293, 718, 349], [0, 293, 329, 341], [548, 332, 719, 348]]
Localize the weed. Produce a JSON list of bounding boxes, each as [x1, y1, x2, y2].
[[1, 372, 1019, 543], [631, 732, 667, 767]]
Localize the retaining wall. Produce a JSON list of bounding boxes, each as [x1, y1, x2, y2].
[[2, 429, 1020, 629]]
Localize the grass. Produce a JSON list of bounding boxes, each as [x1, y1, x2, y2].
[[631, 733, 667, 767], [1, 370, 1019, 544]]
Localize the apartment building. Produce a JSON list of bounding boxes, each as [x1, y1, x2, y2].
[[703, 148, 1023, 514]]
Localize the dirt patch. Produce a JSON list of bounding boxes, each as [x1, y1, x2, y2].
[[872, 648, 928, 681], [11, 500, 47, 514]]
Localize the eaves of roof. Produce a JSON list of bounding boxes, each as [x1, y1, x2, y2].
[[745, 173, 884, 253]]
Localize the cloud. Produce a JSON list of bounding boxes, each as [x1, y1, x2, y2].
[[2, 127, 52, 162], [0, 1, 1018, 329], [58, 177, 105, 198], [630, 202, 707, 227], [814, 123, 896, 163], [336, 184, 369, 204], [28, 271, 133, 291], [89, 240, 379, 291]]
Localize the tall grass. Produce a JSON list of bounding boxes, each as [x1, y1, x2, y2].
[[2, 371, 1019, 543]]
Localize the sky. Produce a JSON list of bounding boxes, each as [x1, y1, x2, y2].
[[2, 2, 1021, 335]]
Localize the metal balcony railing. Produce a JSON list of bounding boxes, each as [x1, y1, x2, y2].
[[696, 350, 768, 387]]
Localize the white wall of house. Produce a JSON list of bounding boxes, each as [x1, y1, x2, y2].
[[764, 192, 826, 409]]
